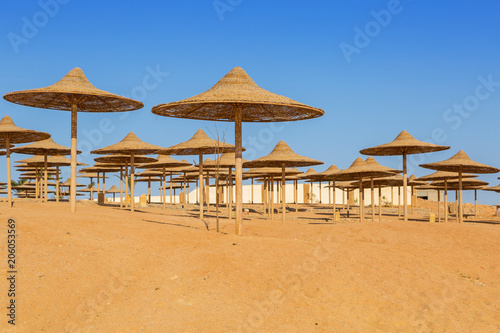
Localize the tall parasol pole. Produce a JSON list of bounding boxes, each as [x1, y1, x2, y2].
[[44, 154, 48, 202], [119, 167, 123, 208], [235, 105, 243, 235], [6, 135, 12, 207], [437, 189, 440, 222], [402, 152, 408, 222], [458, 169, 463, 223], [444, 180, 448, 223], [371, 178, 375, 221], [199, 153, 204, 219], [359, 175, 364, 222], [228, 167, 232, 219], [70, 101, 77, 213], [379, 183, 382, 222], [162, 168, 166, 210], [56, 166, 60, 203], [130, 153, 135, 212], [281, 162, 286, 223], [332, 179, 336, 221]]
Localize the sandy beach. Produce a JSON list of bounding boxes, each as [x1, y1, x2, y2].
[[1, 201, 499, 332]]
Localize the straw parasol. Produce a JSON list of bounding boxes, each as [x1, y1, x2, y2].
[[4, 68, 143, 213], [243, 141, 323, 223], [19, 155, 87, 203], [335, 158, 398, 222], [77, 172, 109, 201], [202, 153, 248, 219], [107, 185, 121, 202], [138, 155, 191, 209], [80, 185, 98, 200], [93, 154, 157, 208], [415, 171, 477, 222], [244, 166, 302, 220], [152, 67, 324, 235], [91, 132, 163, 212], [0, 115, 50, 206], [420, 150, 499, 223], [12, 138, 76, 203], [426, 179, 489, 220], [157, 129, 236, 219], [308, 165, 343, 219], [360, 130, 450, 222]]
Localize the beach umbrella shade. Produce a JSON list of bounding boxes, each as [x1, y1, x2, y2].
[[4, 67, 143, 213], [19, 155, 87, 203], [243, 141, 323, 223], [308, 165, 343, 219], [335, 158, 398, 222], [94, 154, 157, 208], [243, 166, 302, 219], [425, 180, 488, 220], [0, 115, 50, 206], [138, 155, 191, 209], [12, 138, 76, 203], [91, 132, 163, 212], [152, 67, 324, 235], [420, 150, 499, 223], [415, 171, 477, 223], [360, 130, 450, 222], [79, 163, 122, 192], [202, 153, 248, 219], [156, 129, 236, 219], [80, 185, 98, 200], [106, 185, 121, 202]]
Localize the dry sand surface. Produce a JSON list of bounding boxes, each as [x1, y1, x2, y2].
[[1, 200, 499, 332]]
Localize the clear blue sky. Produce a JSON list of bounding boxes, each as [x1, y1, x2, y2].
[[2, 0, 500, 204]]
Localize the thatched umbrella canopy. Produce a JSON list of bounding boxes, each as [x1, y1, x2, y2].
[[335, 158, 397, 222], [80, 164, 121, 183], [4, 68, 143, 213], [363, 157, 402, 222], [483, 184, 500, 192], [138, 155, 191, 209], [360, 130, 450, 222], [420, 150, 499, 223], [426, 179, 489, 220], [243, 141, 322, 223], [0, 115, 50, 206], [157, 129, 236, 219], [12, 138, 76, 203], [152, 67, 324, 235], [197, 153, 247, 219], [80, 185, 98, 200], [91, 132, 163, 212], [106, 185, 121, 203], [93, 154, 157, 209]]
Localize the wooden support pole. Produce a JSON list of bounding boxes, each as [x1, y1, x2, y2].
[[70, 103, 77, 213], [130, 153, 135, 212], [199, 153, 204, 219], [458, 170, 463, 224], [437, 189, 440, 222], [371, 178, 375, 222], [56, 166, 60, 203], [359, 175, 364, 222], [378, 184, 382, 222], [281, 164, 286, 222], [5, 135, 13, 207], [44, 154, 48, 203], [332, 180, 336, 221], [235, 106, 243, 235], [402, 152, 408, 222]]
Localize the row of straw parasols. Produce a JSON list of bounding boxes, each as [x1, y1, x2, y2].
[[3, 66, 500, 235]]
